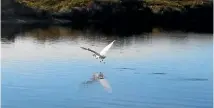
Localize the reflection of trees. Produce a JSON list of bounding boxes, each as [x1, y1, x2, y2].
[[1, 23, 154, 43], [23, 26, 81, 43], [4, 24, 211, 50], [1, 24, 154, 47], [1, 23, 50, 42], [1, 23, 22, 42], [22, 26, 134, 45]]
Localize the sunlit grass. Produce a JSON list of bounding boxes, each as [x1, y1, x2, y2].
[[144, 0, 211, 12], [16, 0, 93, 12], [16, 0, 212, 12]]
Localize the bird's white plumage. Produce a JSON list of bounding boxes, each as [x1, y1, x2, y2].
[[99, 79, 112, 93], [91, 73, 112, 92], [100, 40, 115, 56], [80, 40, 115, 62]]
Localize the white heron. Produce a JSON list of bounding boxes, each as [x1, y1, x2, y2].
[[80, 40, 115, 63]]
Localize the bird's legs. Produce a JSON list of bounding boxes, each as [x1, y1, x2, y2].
[[100, 59, 105, 64]]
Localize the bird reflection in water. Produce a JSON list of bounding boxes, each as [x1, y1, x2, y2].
[[82, 72, 112, 93]]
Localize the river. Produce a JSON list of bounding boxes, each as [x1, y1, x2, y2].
[[1, 25, 213, 108]]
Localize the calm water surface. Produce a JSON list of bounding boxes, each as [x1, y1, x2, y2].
[[1, 26, 213, 108]]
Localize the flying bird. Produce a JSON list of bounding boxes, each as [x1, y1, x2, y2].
[[80, 40, 115, 63]]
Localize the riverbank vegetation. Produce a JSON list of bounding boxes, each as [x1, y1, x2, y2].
[[16, 0, 92, 12], [3, 0, 213, 33], [16, 0, 211, 12]]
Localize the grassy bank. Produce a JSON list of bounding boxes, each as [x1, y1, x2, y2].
[[16, 0, 93, 12], [144, 0, 211, 12], [6, 0, 212, 33], [16, 0, 212, 12]]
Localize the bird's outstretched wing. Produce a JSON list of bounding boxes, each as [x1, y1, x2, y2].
[[80, 47, 101, 56], [100, 40, 115, 56]]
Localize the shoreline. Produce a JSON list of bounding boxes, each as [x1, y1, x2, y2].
[[2, 0, 213, 33]]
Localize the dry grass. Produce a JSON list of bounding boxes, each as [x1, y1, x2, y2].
[[16, 0, 212, 12], [144, 0, 211, 12], [16, 0, 93, 12]]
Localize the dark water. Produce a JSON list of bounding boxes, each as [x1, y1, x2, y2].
[[1, 26, 213, 108]]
